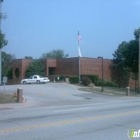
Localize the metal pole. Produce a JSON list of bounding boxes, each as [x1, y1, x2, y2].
[[138, 34, 140, 93], [101, 57, 104, 92], [0, 0, 2, 85], [78, 39, 81, 84], [98, 57, 104, 92], [79, 56, 81, 84]]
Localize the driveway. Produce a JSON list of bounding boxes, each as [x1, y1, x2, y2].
[[0, 82, 138, 109]]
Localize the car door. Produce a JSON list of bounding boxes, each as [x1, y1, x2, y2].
[[27, 76, 33, 83], [32, 76, 37, 83]]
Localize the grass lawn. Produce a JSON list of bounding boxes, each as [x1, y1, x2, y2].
[[79, 86, 139, 96], [0, 93, 17, 104]]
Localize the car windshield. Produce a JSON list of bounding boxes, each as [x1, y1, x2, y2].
[[39, 75, 43, 78]]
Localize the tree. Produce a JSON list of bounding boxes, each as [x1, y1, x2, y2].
[[134, 27, 140, 40], [25, 59, 45, 77], [122, 28, 140, 74], [112, 41, 130, 87], [112, 27, 140, 87], [2, 66, 13, 80], [40, 49, 69, 59], [1, 52, 15, 79], [0, 31, 8, 49], [123, 40, 138, 74], [2, 52, 15, 66]]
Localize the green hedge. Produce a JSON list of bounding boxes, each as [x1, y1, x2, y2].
[[82, 76, 91, 86], [82, 75, 99, 83], [82, 75, 118, 87], [69, 76, 79, 84], [95, 79, 118, 87]]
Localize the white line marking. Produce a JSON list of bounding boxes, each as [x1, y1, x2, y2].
[[54, 107, 92, 112]]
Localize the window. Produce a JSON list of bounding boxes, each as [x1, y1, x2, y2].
[[29, 76, 33, 79], [15, 68, 20, 78]]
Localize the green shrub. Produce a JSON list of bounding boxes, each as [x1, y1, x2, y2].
[[82, 76, 91, 86], [109, 81, 118, 87], [55, 75, 65, 81], [69, 76, 79, 84], [94, 79, 118, 87], [60, 75, 65, 81], [94, 79, 102, 86], [82, 75, 99, 83], [2, 66, 13, 80]]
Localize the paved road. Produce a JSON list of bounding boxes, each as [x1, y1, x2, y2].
[[0, 98, 140, 140], [0, 83, 140, 140]]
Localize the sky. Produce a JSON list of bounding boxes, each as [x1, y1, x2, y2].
[[1, 0, 140, 59]]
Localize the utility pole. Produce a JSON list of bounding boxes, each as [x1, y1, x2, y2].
[[138, 33, 140, 93], [98, 57, 104, 92], [0, 0, 4, 84]]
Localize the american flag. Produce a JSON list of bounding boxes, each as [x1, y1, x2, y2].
[[77, 31, 82, 57], [78, 31, 81, 41]]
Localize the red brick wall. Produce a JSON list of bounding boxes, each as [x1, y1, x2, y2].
[[10, 59, 22, 84], [42, 59, 57, 76], [55, 57, 79, 76], [129, 78, 137, 89], [21, 59, 33, 78], [7, 59, 32, 84], [80, 58, 112, 81]]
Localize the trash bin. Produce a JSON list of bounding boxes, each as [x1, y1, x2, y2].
[[126, 87, 130, 96]]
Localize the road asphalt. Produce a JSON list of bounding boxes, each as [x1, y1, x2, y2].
[[0, 83, 140, 140]]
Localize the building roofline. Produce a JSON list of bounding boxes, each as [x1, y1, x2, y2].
[[11, 57, 112, 61]]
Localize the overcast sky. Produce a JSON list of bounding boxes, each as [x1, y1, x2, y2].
[[2, 0, 140, 59]]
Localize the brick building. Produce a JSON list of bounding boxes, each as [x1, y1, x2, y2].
[[7, 57, 135, 88]]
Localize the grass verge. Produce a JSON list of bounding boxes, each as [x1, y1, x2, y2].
[[0, 93, 17, 104], [79, 86, 140, 96]]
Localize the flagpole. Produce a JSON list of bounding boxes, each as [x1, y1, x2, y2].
[[78, 40, 81, 84], [138, 34, 140, 93], [78, 30, 82, 84]]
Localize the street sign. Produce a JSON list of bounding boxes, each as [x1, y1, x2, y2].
[[3, 77, 7, 83]]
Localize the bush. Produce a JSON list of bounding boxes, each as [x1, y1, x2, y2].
[[69, 76, 79, 84], [82, 76, 91, 86], [55, 75, 65, 81], [94, 79, 102, 86], [94, 79, 118, 87], [60, 75, 65, 81], [82, 75, 99, 83], [108, 81, 118, 87]]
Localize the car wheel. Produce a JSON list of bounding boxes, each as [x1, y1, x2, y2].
[[36, 80, 40, 84], [23, 81, 26, 84]]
